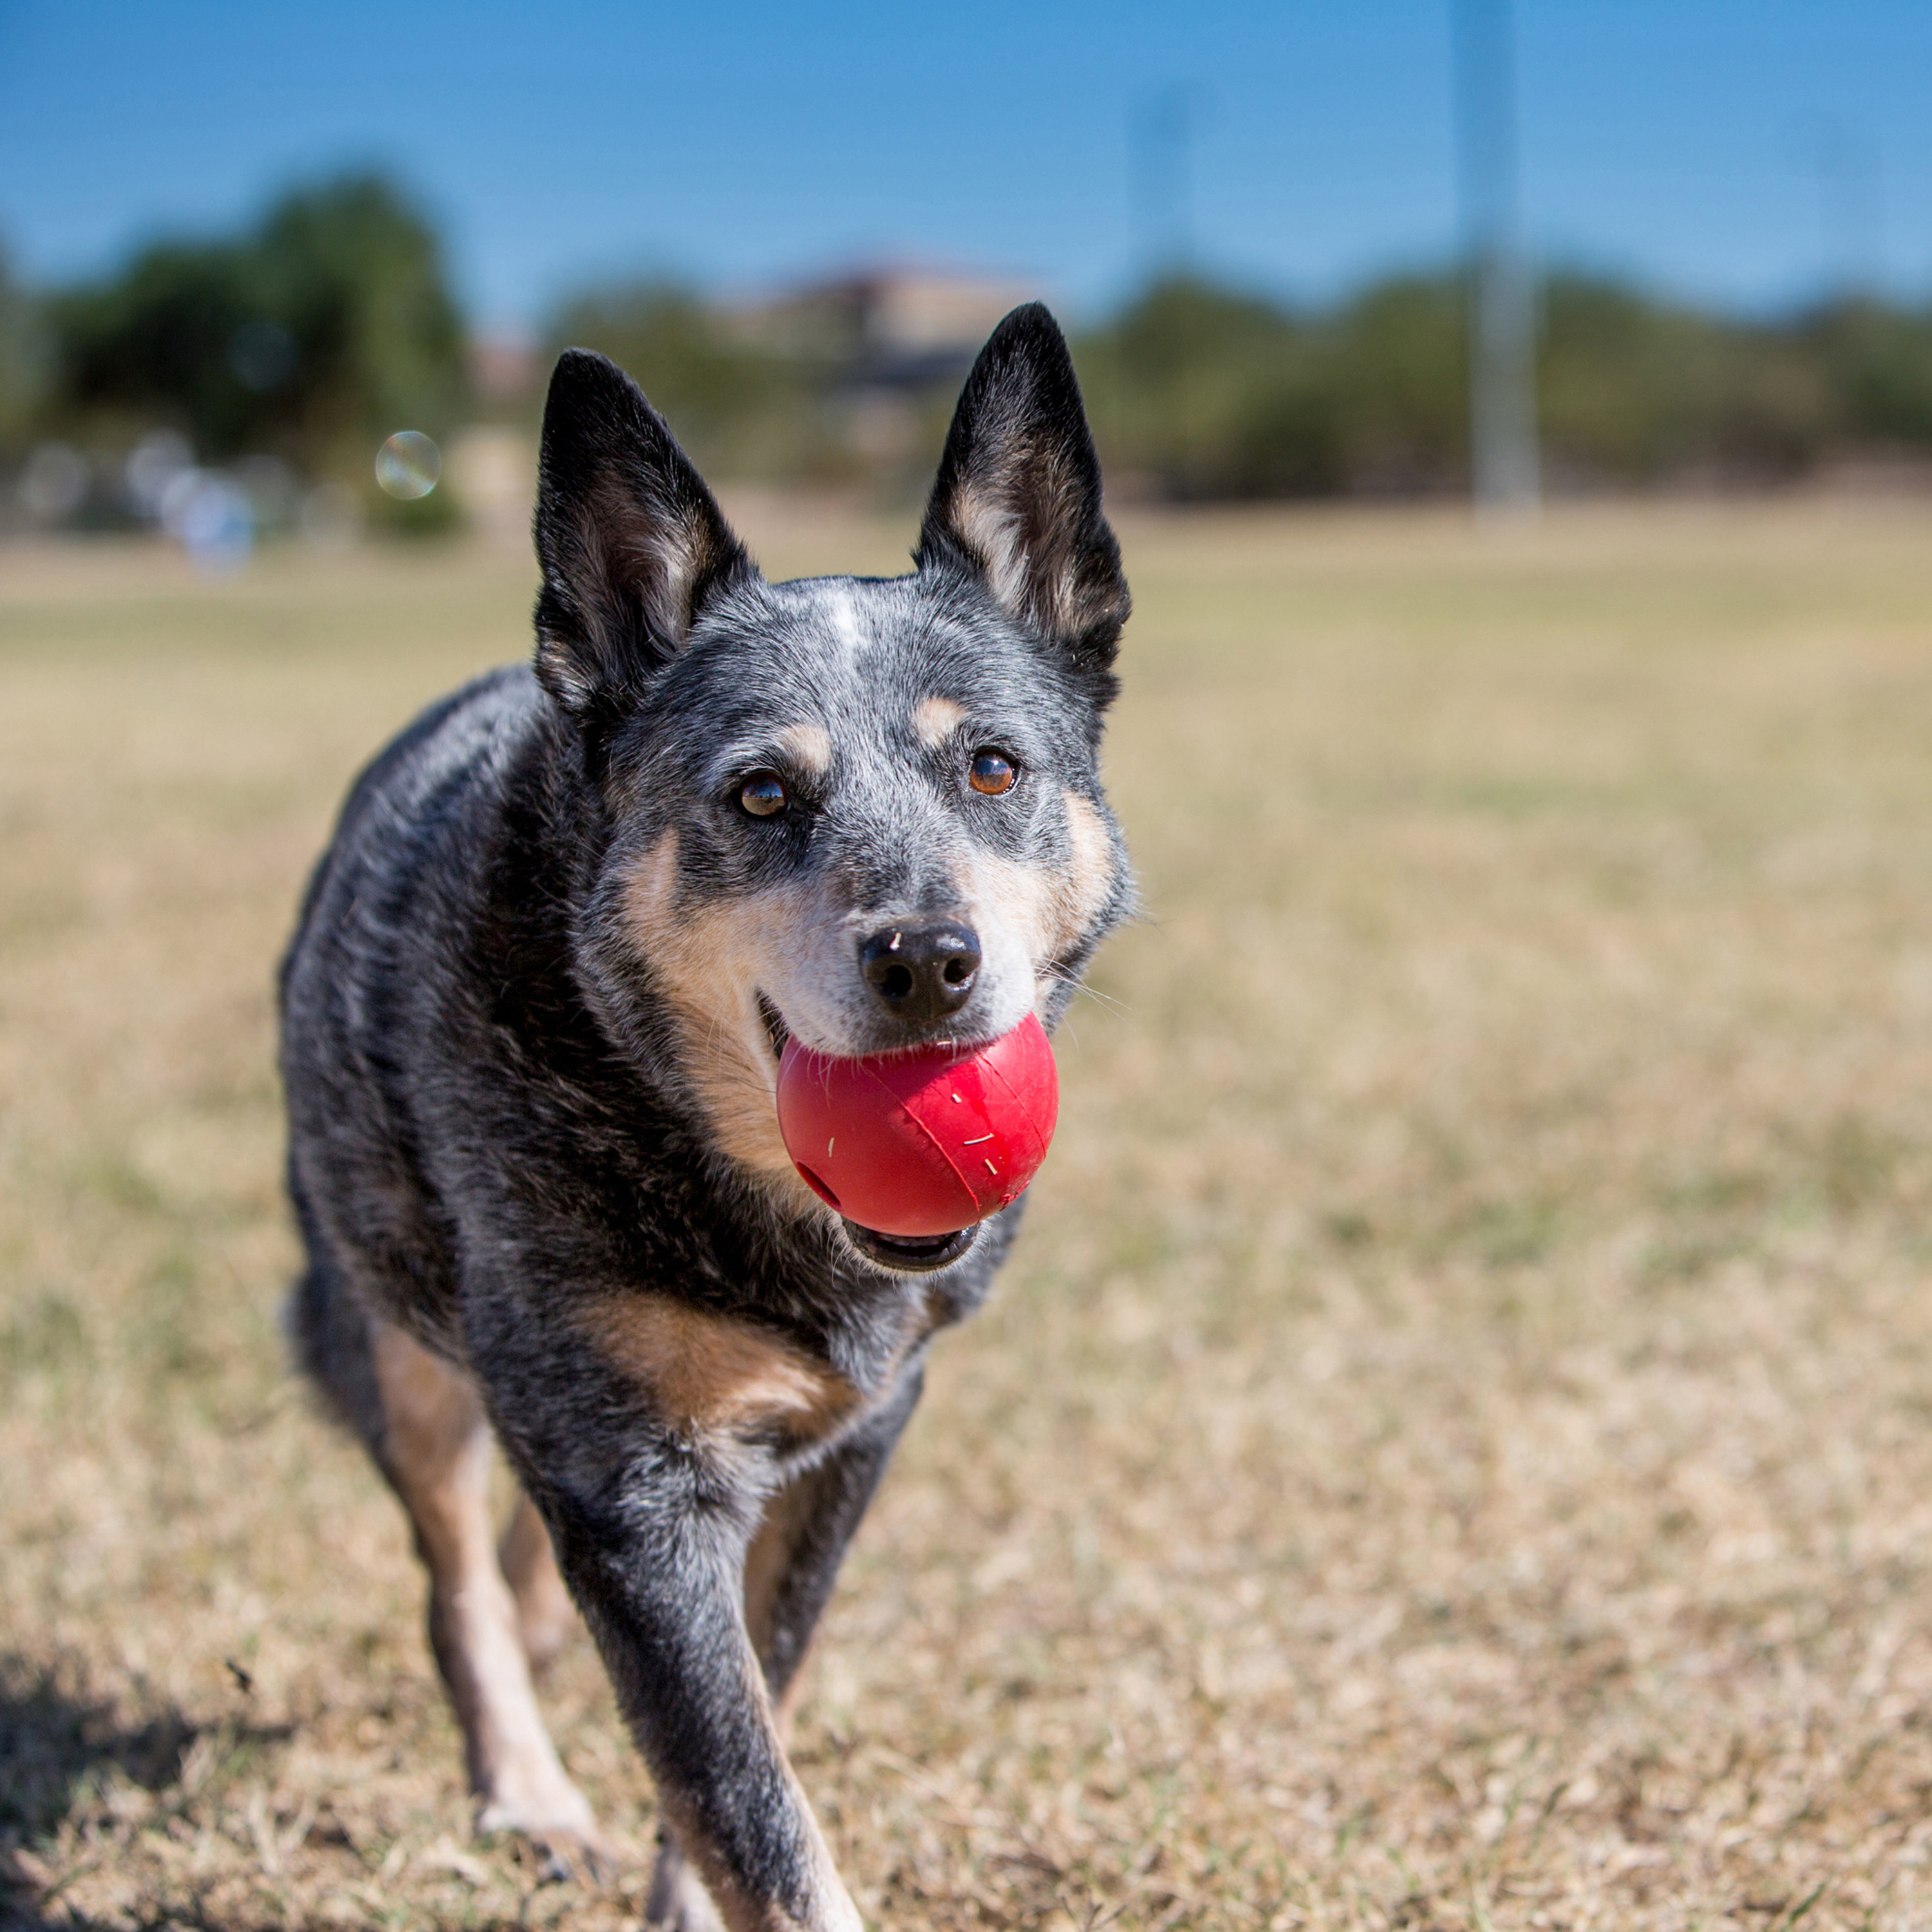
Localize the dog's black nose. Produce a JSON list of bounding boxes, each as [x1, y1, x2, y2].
[[860, 921, 981, 1022]]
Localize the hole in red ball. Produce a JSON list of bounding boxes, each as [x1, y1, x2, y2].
[[795, 1162, 841, 1210]]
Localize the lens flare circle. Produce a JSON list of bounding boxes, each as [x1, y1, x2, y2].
[[375, 430, 442, 500]]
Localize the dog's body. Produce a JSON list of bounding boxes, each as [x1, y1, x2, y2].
[[279, 307, 1130, 1931]]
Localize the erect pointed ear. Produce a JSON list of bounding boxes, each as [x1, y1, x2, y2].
[[914, 303, 1129, 677], [531, 348, 755, 715]]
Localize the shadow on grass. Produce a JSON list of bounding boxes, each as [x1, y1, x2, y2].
[[0, 1653, 290, 1929]]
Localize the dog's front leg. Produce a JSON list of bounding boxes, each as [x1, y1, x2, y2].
[[641, 1369, 922, 1931], [746, 1368, 923, 1735], [516, 1425, 864, 1932]]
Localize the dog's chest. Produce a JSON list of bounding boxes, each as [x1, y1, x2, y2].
[[575, 1276, 942, 1454]]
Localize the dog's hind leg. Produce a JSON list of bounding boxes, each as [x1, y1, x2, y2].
[[643, 1833, 730, 1932], [499, 1489, 580, 1671], [367, 1317, 613, 1877]]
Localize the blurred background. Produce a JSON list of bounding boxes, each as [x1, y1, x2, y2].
[[12, 6, 1932, 1930], [2, 0, 1931, 551]]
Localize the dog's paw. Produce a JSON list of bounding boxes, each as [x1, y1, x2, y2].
[[478, 1784, 618, 1886]]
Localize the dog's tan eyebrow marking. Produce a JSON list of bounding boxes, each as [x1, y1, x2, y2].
[[913, 696, 967, 748], [773, 721, 833, 775]]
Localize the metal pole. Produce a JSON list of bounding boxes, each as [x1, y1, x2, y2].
[[1132, 85, 1195, 276], [1453, 0, 1540, 515], [1810, 122, 1883, 296]]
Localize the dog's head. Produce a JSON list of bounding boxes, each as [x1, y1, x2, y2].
[[533, 305, 1132, 1260]]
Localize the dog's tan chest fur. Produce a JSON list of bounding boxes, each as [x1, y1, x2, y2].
[[580, 1293, 860, 1442]]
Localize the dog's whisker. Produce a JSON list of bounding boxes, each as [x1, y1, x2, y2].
[[1039, 961, 1129, 1018]]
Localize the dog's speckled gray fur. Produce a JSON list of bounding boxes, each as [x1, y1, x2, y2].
[[279, 305, 1130, 1931]]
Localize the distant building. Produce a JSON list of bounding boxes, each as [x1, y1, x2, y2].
[[727, 266, 1039, 469], [468, 330, 538, 406], [732, 267, 1039, 389]]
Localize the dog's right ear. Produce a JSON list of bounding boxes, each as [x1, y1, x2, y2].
[[916, 303, 1128, 683], [532, 349, 755, 715]]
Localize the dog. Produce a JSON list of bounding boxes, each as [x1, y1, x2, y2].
[[278, 303, 1132, 1931]]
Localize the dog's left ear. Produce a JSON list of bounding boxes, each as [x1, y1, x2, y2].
[[532, 348, 755, 716], [915, 303, 1129, 678]]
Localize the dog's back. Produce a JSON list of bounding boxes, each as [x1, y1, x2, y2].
[[281, 665, 538, 1417]]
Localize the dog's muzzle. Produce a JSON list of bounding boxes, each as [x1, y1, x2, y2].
[[842, 1220, 980, 1274]]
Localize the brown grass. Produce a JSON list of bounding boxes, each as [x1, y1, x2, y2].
[[7, 497, 1932, 1929]]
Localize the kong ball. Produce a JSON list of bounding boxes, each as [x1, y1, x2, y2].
[[776, 1014, 1059, 1238]]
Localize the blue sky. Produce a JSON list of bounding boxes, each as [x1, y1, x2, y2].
[[1, 1, 1927, 329]]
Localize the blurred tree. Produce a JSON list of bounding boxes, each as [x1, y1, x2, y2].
[[47, 175, 465, 483], [1806, 298, 1932, 453], [1076, 267, 1932, 501], [50, 176, 1924, 511], [1325, 274, 1468, 491], [0, 242, 46, 450], [27, 176, 1932, 513], [1077, 276, 1342, 498], [1540, 276, 1832, 484], [548, 283, 832, 480]]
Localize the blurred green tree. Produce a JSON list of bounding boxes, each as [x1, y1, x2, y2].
[[1077, 272, 1468, 498], [1807, 298, 1932, 453], [47, 175, 465, 483], [1077, 267, 1932, 500], [0, 243, 44, 450], [48, 172, 1930, 513], [1325, 274, 1468, 491], [1076, 276, 1341, 498], [546, 283, 833, 480], [1539, 276, 1832, 484]]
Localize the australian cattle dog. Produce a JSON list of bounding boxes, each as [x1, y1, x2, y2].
[[279, 305, 1132, 1931]]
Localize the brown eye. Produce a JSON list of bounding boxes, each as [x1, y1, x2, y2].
[[969, 750, 1016, 797], [739, 772, 788, 817]]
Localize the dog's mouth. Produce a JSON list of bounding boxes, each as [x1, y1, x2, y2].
[[761, 989, 978, 1273], [842, 1220, 980, 1274], [756, 992, 790, 1063]]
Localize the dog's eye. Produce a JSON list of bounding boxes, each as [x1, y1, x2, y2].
[[968, 750, 1017, 797], [739, 772, 788, 818]]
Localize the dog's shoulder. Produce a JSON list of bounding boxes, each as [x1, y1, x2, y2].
[[283, 665, 541, 990], [322, 664, 540, 889]]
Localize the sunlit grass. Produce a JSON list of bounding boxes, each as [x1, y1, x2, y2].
[[6, 497, 1932, 1927]]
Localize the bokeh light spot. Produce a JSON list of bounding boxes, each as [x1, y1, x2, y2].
[[159, 470, 254, 574], [375, 430, 442, 500]]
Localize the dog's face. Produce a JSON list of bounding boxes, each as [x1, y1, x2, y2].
[[531, 308, 1131, 1251], [616, 569, 1124, 1059]]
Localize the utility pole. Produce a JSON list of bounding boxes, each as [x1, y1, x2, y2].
[[1131, 84, 1197, 278], [1808, 122, 1883, 296], [1452, 0, 1540, 515]]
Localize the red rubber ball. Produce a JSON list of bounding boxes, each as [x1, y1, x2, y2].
[[776, 1014, 1059, 1238]]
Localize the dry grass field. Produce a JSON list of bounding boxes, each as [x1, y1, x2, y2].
[[6, 497, 1932, 1930]]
